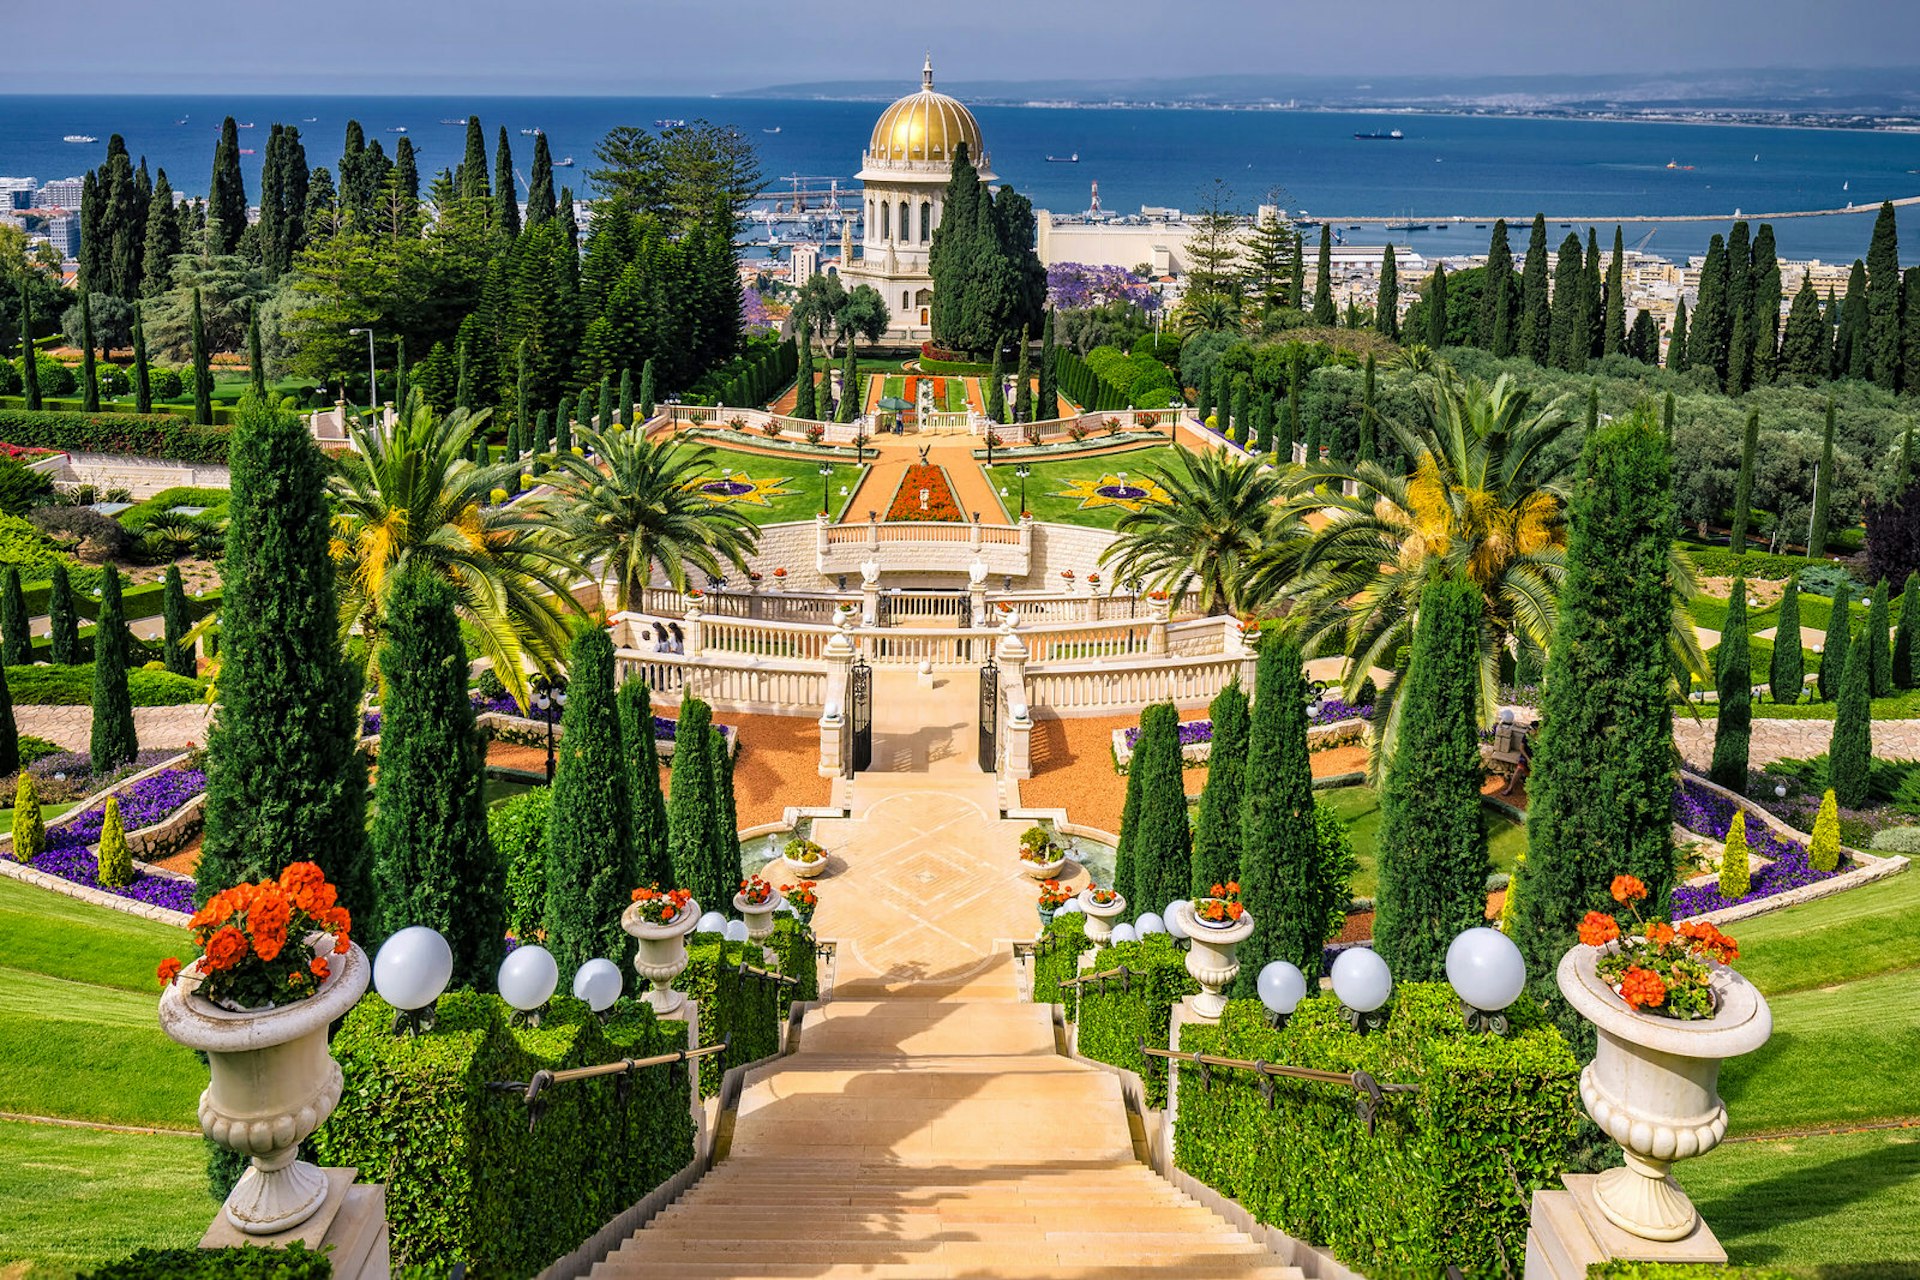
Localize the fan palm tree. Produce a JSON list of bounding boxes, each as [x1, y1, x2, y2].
[[330, 401, 578, 709], [1098, 447, 1290, 617], [538, 423, 759, 611], [1177, 293, 1243, 338]]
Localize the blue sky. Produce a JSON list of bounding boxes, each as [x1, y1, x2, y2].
[[6, 0, 1917, 94]]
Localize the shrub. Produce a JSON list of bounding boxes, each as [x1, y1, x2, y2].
[[1073, 932, 1198, 1107], [1809, 788, 1841, 872], [766, 914, 820, 1006], [0, 409, 231, 463], [1869, 825, 1920, 853], [1829, 633, 1873, 807], [1031, 912, 1093, 1009], [676, 931, 788, 1096], [3, 663, 203, 707], [315, 991, 694, 1275], [95, 796, 132, 887], [1718, 810, 1751, 900], [1174, 988, 1578, 1279], [11, 770, 43, 861], [1585, 1265, 1793, 1280], [78, 1242, 333, 1279], [489, 785, 553, 942], [542, 626, 636, 976]]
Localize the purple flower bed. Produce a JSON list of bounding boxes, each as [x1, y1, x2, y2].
[[1122, 700, 1374, 750], [25, 846, 195, 912], [22, 765, 207, 914], [1669, 778, 1845, 915], [370, 697, 741, 743]]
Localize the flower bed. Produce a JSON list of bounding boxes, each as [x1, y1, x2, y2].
[[22, 765, 206, 912], [1669, 777, 1843, 916], [1112, 699, 1374, 771], [369, 694, 735, 752], [886, 464, 964, 522]]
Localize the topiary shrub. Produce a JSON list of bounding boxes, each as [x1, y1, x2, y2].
[[1809, 789, 1842, 872], [95, 795, 131, 887], [675, 931, 787, 1096], [1175, 987, 1578, 1279], [11, 770, 43, 862], [1869, 826, 1920, 853], [1717, 809, 1751, 901], [78, 1241, 333, 1279], [489, 785, 553, 943], [1073, 932, 1198, 1107], [1030, 912, 1092, 1011], [765, 914, 819, 1007]]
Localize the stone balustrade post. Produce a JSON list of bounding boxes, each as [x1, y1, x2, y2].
[[969, 518, 984, 553], [818, 624, 855, 777], [967, 559, 989, 628], [866, 517, 881, 551], [683, 600, 704, 658], [1148, 595, 1171, 657], [1003, 689, 1033, 779], [815, 513, 830, 558], [860, 557, 882, 628]]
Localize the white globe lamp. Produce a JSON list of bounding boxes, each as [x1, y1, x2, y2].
[[1444, 927, 1528, 1033], [1164, 901, 1191, 941], [372, 926, 454, 1034], [1135, 911, 1166, 936], [1055, 897, 1082, 916], [724, 919, 750, 943], [1330, 947, 1393, 1032], [1255, 960, 1308, 1028], [571, 958, 624, 1017], [696, 911, 728, 934], [498, 945, 560, 1027], [1109, 923, 1138, 945]]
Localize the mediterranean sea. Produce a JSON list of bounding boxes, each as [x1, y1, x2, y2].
[[5, 94, 1919, 265]]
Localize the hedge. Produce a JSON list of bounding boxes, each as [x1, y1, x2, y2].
[[314, 989, 694, 1277], [12, 579, 220, 626], [0, 408, 233, 462], [79, 1243, 332, 1279], [677, 930, 788, 1096], [1073, 932, 1198, 1108], [5, 662, 204, 706], [1173, 986, 1578, 1279], [1587, 1266, 1795, 1280], [1030, 912, 1093, 1010], [1682, 545, 1824, 580], [115, 485, 232, 533], [766, 914, 821, 1007]]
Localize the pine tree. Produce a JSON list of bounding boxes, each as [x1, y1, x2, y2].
[[1376, 244, 1399, 340], [1730, 409, 1759, 553], [1867, 201, 1902, 388], [1242, 211, 1295, 312], [1710, 571, 1751, 792], [47, 566, 79, 665], [1236, 635, 1326, 985], [1549, 233, 1587, 371], [1868, 578, 1893, 697], [1779, 275, 1827, 384], [526, 132, 557, 227], [190, 288, 212, 425], [493, 127, 521, 238], [667, 699, 727, 909], [1311, 224, 1336, 326], [1718, 810, 1751, 902], [1483, 219, 1516, 355], [1128, 703, 1193, 914], [619, 680, 673, 888], [1895, 571, 1919, 690], [96, 797, 131, 889], [1669, 298, 1690, 371], [1189, 680, 1248, 896], [161, 563, 194, 678], [370, 565, 502, 983], [1425, 262, 1449, 349], [1603, 226, 1627, 356], [208, 117, 247, 254], [1771, 573, 1804, 703], [197, 395, 369, 919], [639, 358, 656, 419], [1809, 399, 1836, 557], [80, 292, 99, 412], [1520, 214, 1551, 365], [1374, 573, 1490, 980], [542, 625, 634, 974], [1512, 411, 1678, 1015], [1829, 626, 1873, 809], [1818, 594, 1850, 701], [0, 569, 27, 667]]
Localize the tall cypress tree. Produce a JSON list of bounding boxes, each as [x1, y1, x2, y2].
[[542, 625, 634, 973], [19, 285, 40, 411], [1730, 409, 1759, 553], [1038, 310, 1058, 418], [161, 563, 194, 678], [370, 565, 502, 983], [1818, 590, 1850, 701], [639, 358, 656, 419], [88, 568, 138, 773], [526, 132, 556, 226], [0, 569, 28, 667], [1770, 572, 1804, 704], [1288, 357, 1305, 457], [1425, 262, 1449, 349], [1779, 275, 1826, 384], [1867, 577, 1893, 697], [190, 288, 212, 425], [1189, 680, 1248, 896], [618, 367, 634, 428], [1603, 226, 1626, 356], [619, 680, 673, 888], [1128, 702, 1193, 915], [1519, 213, 1551, 365], [1809, 399, 1836, 557], [1835, 260, 1870, 380], [1359, 354, 1378, 464], [666, 699, 726, 909], [1110, 706, 1154, 908], [1583, 227, 1604, 359], [1867, 201, 1902, 389], [1549, 233, 1587, 371], [1750, 223, 1781, 382], [1691, 234, 1731, 385], [1512, 410, 1677, 1022], [1376, 244, 1399, 340], [794, 340, 816, 420], [132, 305, 151, 413], [208, 117, 246, 254], [247, 305, 266, 399], [1236, 635, 1326, 986], [1311, 224, 1336, 326], [1484, 218, 1516, 355], [493, 127, 521, 237], [1668, 298, 1690, 371], [80, 292, 99, 412], [458, 116, 489, 201], [1375, 573, 1489, 981], [985, 344, 1006, 422], [1892, 570, 1919, 690], [47, 566, 79, 665], [1829, 626, 1873, 809], [1014, 338, 1032, 420], [1710, 571, 1751, 792], [710, 723, 740, 897], [197, 395, 369, 917]]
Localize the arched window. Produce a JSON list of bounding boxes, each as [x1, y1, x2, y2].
[[902, 290, 910, 310], [867, 200, 874, 237], [898, 202, 909, 244], [880, 202, 890, 240], [920, 201, 931, 242]]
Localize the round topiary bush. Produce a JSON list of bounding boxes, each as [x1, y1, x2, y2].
[[1869, 825, 1920, 854]]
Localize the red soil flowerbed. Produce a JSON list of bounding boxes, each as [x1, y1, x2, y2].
[[887, 464, 965, 522]]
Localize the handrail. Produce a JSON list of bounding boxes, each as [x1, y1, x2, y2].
[[1057, 961, 1136, 990], [735, 959, 800, 988], [1136, 1041, 1417, 1136], [487, 1035, 733, 1129]]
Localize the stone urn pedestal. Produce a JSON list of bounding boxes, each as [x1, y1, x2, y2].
[[158, 938, 371, 1235], [1078, 890, 1126, 944], [622, 898, 702, 1015], [780, 853, 829, 881], [735, 889, 784, 942], [1555, 943, 1773, 1243], [1175, 903, 1255, 1021], [1021, 852, 1068, 881]]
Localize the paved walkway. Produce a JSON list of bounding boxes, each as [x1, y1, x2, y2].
[[15, 704, 213, 753], [1674, 716, 1920, 771]]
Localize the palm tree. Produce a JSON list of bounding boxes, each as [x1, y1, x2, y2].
[[330, 400, 578, 708], [1177, 293, 1242, 338], [1099, 447, 1290, 617], [538, 423, 759, 611]]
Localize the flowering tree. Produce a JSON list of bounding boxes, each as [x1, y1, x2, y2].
[[1047, 262, 1160, 312]]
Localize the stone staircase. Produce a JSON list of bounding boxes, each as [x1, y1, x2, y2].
[[591, 982, 1303, 1279]]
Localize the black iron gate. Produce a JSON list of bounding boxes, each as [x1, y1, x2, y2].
[[977, 658, 998, 773], [847, 657, 872, 776]]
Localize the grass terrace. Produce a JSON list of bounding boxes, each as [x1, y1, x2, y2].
[[982, 443, 1185, 529], [681, 446, 867, 525]]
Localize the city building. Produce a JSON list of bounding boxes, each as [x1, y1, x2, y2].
[[0, 177, 36, 211], [35, 177, 84, 211], [789, 242, 820, 284], [43, 214, 80, 258]]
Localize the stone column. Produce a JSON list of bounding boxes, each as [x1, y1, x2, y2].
[[1148, 594, 1172, 657], [818, 623, 855, 777], [860, 557, 882, 628], [683, 600, 704, 659], [967, 559, 989, 628], [997, 619, 1033, 780]]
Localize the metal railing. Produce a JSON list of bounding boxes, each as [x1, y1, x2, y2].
[[1136, 1041, 1417, 1137], [488, 1037, 732, 1130]]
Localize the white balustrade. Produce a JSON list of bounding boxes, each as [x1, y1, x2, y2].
[[1023, 656, 1245, 714]]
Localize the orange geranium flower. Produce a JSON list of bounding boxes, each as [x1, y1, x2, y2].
[[250, 892, 292, 962], [204, 926, 250, 972], [1577, 911, 1621, 947], [1678, 920, 1739, 964], [1224, 881, 1240, 895], [1645, 921, 1676, 947], [1618, 966, 1667, 1009], [156, 957, 183, 987], [1610, 875, 1648, 904], [309, 956, 331, 981]]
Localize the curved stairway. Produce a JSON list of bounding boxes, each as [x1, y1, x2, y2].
[[591, 962, 1304, 1279]]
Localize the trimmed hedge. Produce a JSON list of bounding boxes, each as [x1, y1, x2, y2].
[[1174, 986, 1578, 1279], [5, 662, 204, 706], [1587, 1267, 1794, 1280], [766, 914, 821, 1007], [79, 1243, 332, 1279], [0, 408, 233, 461], [677, 930, 789, 1096], [1074, 932, 1198, 1108], [1031, 911, 1093, 1010], [314, 989, 694, 1277], [1682, 545, 1823, 580], [115, 485, 232, 533]]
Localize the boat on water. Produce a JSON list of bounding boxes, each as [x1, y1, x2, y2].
[[1385, 221, 1430, 231], [238, 148, 255, 156], [387, 125, 407, 133], [1665, 160, 1695, 171], [1355, 129, 1404, 140], [1475, 223, 1488, 229], [238, 121, 255, 129], [655, 118, 687, 129], [1046, 153, 1079, 163], [174, 115, 190, 125], [440, 118, 465, 125], [764, 126, 781, 134], [301, 116, 317, 123], [62, 134, 97, 144], [555, 156, 574, 167]]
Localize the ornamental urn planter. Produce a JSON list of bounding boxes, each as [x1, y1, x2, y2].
[[735, 889, 784, 942], [1557, 942, 1773, 1242], [1176, 901, 1256, 1020], [622, 897, 702, 1015], [1021, 852, 1068, 881], [1078, 890, 1126, 944], [157, 937, 370, 1235], [780, 852, 828, 881]]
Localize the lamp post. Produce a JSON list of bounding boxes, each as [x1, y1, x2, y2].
[[347, 327, 377, 422], [819, 462, 833, 516], [530, 673, 568, 783], [1015, 464, 1031, 516]]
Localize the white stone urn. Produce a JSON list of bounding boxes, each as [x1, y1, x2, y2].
[[622, 896, 702, 1015], [1557, 943, 1773, 1242], [158, 937, 371, 1235], [1021, 851, 1068, 881], [1176, 901, 1256, 1020], [1079, 890, 1127, 944], [734, 888, 784, 942], [779, 850, 829, 881]]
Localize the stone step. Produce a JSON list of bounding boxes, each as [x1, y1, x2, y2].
[[645, 1211, 1239, 1236], [594, 1262, 1305, 1280]]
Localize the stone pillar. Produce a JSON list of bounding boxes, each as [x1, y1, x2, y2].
[[996, 620, 1033, 781], [815, 512, 831, 559], [683, 600, 704, 658], [818, 624, 855, 777], [969, 518, 984, 553], [1148, 595, 1171, 657], [967, 559, 989, 628], [860, 557, 882, 627]]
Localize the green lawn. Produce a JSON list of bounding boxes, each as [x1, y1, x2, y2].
[[683, 446, 867, 525], [1318, 784, 1524, 899], [1723, 870, 1920, 996], [0, 1119, 211, 1280], [987, 444, 1187, 530], [0, 877, 185, 992], [0, 804, 77, 835]]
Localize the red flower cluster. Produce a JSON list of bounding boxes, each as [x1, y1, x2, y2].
[[1578, 911, 1621, 946], [782, 883, 819, 910], [1582, 870, 1739, 1022], [738, 875, 775, 907], [160, 861, 351, 1009], [1085, 885, 1120, 906], [887, 465, 964, 522], [1037, 879, 1075, 911], [1619, 966, 1668, 1010], [1195, 881, 1245, 923], [629, 884, 693, 926]]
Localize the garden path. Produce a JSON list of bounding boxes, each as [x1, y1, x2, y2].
[[14, 705, 213, 754], [1673, 717, 1920, 771], [842, 436, 1011, 526]]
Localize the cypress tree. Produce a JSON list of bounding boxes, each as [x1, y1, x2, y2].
[[132, 305, 151, 413], [19, 286, 40, 411], [0, 662, 15, 778], [493, 127, 521, 237], [1603, 226, 1627, 356], [1728, 307, 1754, 395], [1189, 680, 1248, 896], [197, 394, 369, 919], [370, 565, 502, 983], [1484, 219, 1516, 355], [458, 116, 489, 201], [1039, 310, 1058, 418], [618, 368, 634, 428], [247, 305, 266, 398], [12, 773, 43, 862], [190, 288, 212, 425], [1311, 224, 1336, 326], [596, 377, 612, 432], [1905, 269, 1920, 394], [1725, 221, 1753, 353], [986, 344, 1006, 422], [1710, 572, 1751, 792], [1835, 260, 1869, 380], [1892, 570, 1918, 690], [1550, 233, 1586, 371], [1771, 573, 1804, 704], [1750, 223, 1781, 382], [1867, 201, 1902, 388], [1663, 391, 1675, 442], [1111, 706, 1154, 907], [619, 680, 673, 888], [564, 386, 585, 452], [1520, 213, 1551, 364], [208, 117, 247, 254], [639, 358, 656, 419], [96, 798, 131, 889], [794, 340, 816, 420], [161, 563, 194, 678], [1583, 227, 1604, 359], [1829, 626, 1873, 809], [47, 566, 79, 665], [1236, 635, 1326, 986], [1779, 275, 1826, 384], [1730, 409, 1759, 553], [1375, 573, 1490, 980], [1692, 234, 1731, 385], [526, 132, 556, 226], [542, 625, 634, 974], [1359, 354, 1378, 465], [1809, 399, 1836, 557], [80, 292, 99, 412], [1014, 338, 1032, 421], [1868, 578, 1893, 697], [1128, 702, 1193, 915], [836, 346, 858, 423], [1818, 591, 1850, 701], [1669, 298, 1690, 371], [1425, 262, 1449, 349], [532, 411, 550, 474], [1195, 364, 1213, 429], [1231, 381, 1251, 450], [1376, 244, 1399, 340], [1512, 411, 1678, 1021], [0, 569, 27, 667], [667, 699, 727, 909], [710, 724, 740, 897]]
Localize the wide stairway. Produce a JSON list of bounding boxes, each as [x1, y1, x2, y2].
[[592, 964, 1304, 1279]]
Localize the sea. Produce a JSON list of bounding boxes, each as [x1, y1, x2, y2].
[[6, 93, 1920, 267]]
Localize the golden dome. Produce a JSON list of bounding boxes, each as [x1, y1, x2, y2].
[[867, 57, 987, 168]]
